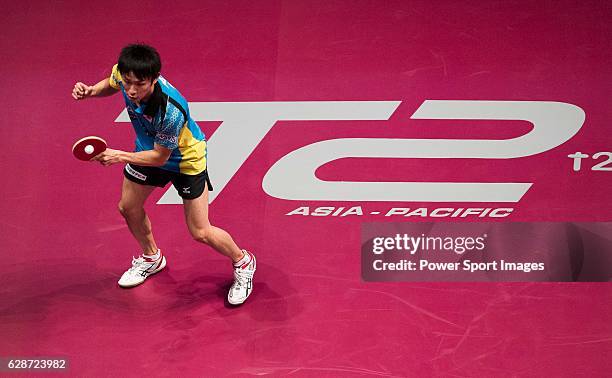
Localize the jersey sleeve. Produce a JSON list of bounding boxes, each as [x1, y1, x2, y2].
[[109, 64, 122, 89], [155, 104, 183, 150]]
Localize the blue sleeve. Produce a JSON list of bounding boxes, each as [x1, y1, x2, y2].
[[155, 105, 183, 150]]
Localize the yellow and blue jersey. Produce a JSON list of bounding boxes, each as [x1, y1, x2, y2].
[[109, 64, 207, 175]]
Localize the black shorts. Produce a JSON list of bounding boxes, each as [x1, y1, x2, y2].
[[123, 164, 213, 200]]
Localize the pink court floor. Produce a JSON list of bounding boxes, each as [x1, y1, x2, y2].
[[1, 1, 611, 377]]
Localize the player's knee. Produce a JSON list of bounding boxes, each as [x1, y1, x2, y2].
[[191, 226, 213, 245], [118, 201, 141, 218]]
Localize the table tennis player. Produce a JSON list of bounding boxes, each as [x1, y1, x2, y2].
[[71, 43, 255, 305]]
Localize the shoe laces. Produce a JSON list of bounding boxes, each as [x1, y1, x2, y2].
[[232, 265, 254, 289], [127, 256, 152, 275]]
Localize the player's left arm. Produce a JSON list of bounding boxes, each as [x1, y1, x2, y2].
[[94, 144, 172, 167]]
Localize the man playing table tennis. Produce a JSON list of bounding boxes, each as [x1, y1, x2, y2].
[[71, 43, 255, 305]]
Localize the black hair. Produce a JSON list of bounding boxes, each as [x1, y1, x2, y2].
[[117, 44, 162, 81]]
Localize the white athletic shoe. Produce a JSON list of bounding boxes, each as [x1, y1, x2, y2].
[[118, 252, 167, 288], [227, 250, 256, 305]]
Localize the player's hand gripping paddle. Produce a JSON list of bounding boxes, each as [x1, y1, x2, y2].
[[72, 136, 107, 161]]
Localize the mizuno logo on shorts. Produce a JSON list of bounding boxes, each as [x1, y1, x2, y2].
[[125, 164, 147, 181]]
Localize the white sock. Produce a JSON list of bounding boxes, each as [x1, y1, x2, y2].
[[143, 250, 160, 260], [233, 250, 251, 268]]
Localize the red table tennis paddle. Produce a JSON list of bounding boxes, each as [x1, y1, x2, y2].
[[72, 136, 107, 161]]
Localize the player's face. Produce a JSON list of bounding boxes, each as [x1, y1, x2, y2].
[[122, 72, 157, 104]]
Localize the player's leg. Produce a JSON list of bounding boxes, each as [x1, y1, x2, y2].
[[179, 172, 256, 305], [117, 165, 169, 288], [182, 186, 244, 262], [118, 177, 158, 255]]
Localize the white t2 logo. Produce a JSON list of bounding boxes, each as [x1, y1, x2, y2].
[[115, 100, 585, 204]]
